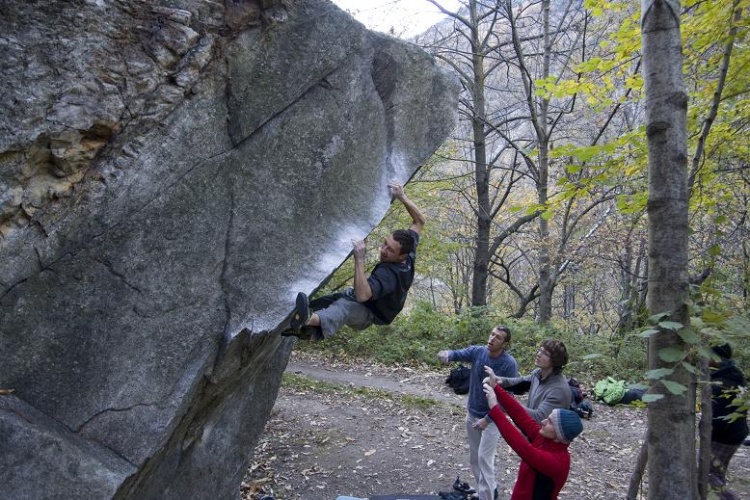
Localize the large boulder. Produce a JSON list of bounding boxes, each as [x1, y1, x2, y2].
[[0, 0, 458, 498]]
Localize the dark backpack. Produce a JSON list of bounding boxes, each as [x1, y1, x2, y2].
[[568, 377, 584, 404], [572, 398, 594, 419], [445, 364, 471, 395]]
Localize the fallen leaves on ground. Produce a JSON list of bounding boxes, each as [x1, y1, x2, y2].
[[242, 351, 750, 500]]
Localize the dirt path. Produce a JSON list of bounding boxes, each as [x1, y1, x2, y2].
[[242, 351, 750, 500]]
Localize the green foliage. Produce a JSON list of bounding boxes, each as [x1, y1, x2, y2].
[[296, 305, 651, 386], [297, 301, 496, 366], [564, 331, 649, 385]]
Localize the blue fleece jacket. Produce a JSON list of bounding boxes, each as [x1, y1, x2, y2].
[[448, 345, 518, 420]]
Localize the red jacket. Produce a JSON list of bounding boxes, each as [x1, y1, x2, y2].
[[488, 385, 571, 499]]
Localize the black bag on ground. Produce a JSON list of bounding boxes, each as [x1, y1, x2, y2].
[[445, 364, 471, 395], [572, 399, 594, 419], [568, 377, 584, 404]]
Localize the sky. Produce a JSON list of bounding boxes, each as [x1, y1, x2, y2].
[[330, 0, 461, 38]]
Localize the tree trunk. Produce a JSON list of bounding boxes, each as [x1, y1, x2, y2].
[[469, 0, 490, 308], [697, 358, 712, 500], [563, 283, 575, 318], [536, 0, 552, 323], [641, 1, 696, 499], [626, 436, 648, 500]]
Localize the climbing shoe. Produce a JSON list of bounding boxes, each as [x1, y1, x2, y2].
[[289, 292, 309, 330]]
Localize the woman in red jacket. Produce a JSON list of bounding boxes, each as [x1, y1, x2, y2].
[[483, 377, 583, 499]]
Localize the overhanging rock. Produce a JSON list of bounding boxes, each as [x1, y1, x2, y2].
[[0, 1, 459, 498]]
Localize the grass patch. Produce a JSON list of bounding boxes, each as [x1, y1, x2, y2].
[[282, 372, 440, 410], [282, 372, 342, 392], [398, 394, 441, 411]]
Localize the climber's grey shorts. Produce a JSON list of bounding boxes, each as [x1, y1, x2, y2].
[[316, 296, 374, 338]]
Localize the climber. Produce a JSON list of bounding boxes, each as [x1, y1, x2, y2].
[[283, 180, 424, 341]]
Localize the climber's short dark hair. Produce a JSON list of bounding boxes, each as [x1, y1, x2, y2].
[[392, 229, 415, 255]]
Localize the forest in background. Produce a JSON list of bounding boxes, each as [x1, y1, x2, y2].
[[308, 2, 750, 498], [318, 0, 750, 369]]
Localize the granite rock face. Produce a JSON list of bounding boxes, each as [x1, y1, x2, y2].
[[0, 0, 458, 498]]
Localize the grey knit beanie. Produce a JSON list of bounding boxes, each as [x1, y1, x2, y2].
[[550, 409, 583, 444]]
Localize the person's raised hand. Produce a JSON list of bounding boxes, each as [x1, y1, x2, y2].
[[483, 365, 498, 387], [388, 180, 404, 200], [352, 239, 366, 261], [483, 382, 498, 408]]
